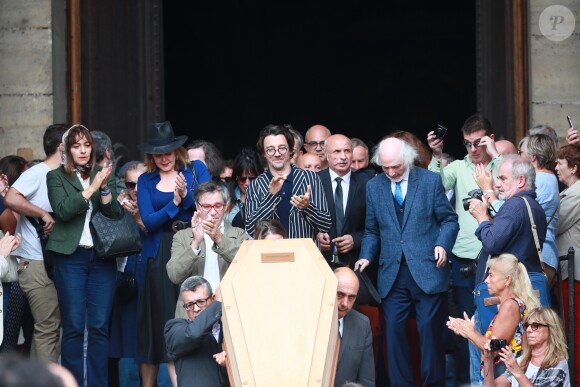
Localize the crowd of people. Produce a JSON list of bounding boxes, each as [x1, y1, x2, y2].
[[0, 116, 578, 387]]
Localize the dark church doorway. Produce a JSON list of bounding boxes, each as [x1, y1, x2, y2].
[[163, 2, 477, 160]]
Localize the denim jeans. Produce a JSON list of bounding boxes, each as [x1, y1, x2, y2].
[[53, 247, 116, 387], [469, 308, 484, 385]]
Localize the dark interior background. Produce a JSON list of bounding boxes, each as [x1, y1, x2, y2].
[[163, 2, 476, 161]]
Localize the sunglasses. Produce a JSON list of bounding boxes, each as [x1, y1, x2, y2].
[[523, 322, 549, 331], [237, 176, 257, 182], [125, 181, 137, 190], [463, 140, 483, 148]]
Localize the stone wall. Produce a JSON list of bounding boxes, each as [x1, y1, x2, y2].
[[0, 0, 54, 160], [528, 0, 580, 143]]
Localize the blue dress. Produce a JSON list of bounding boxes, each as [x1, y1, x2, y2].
[[136, 161, 210, 363]]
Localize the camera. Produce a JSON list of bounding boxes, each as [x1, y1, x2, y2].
[[489, 339, 508, 351], [462, 189, 484, 211], [459, 262, 476, 278], [433, 124, 448, 139]]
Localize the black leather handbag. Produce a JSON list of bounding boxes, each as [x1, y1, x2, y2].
[[90, 208, 142, 260]]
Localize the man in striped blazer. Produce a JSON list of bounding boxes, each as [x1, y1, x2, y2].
[[245, 124, 331, 240]]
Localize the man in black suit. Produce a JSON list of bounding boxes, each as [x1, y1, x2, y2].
[[317, 134, 369, 267], [164, 276, 229, 387], [334, 267, 374, 387]]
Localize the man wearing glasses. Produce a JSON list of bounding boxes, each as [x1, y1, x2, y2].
[[426, 114, 502, 385], [245, 124, 331, 240], [304, 124, 332, 170], [167, 181, 247, 319], [165, 275, 229, 387]]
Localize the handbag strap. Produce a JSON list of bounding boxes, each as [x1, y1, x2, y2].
[[546, 203, 559, 227], [519, 196, 544, 265]]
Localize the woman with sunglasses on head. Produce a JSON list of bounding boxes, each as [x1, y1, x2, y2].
[[46, 125, 121, 386], [483, 307, 569, 386], [225, 147, 263, 229], [136, 121, 210, 387]]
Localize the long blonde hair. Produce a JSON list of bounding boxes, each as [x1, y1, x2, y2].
[[519, 307, 568, 370], [487, 254, 541, 311]]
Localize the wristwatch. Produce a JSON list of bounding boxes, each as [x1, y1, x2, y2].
[[483, 189, 494, 196]]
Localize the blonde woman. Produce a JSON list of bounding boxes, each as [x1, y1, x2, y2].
[[447, 254, 540, 383], [483, 306, 569, 386]]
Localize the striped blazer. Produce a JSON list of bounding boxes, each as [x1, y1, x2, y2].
[[245, 164, 331, 240]]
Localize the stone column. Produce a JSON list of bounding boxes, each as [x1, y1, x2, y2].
[[528, 1, 580, 142], [0, 0, 65, 160]]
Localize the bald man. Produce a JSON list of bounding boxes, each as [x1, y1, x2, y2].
[[356, 137, 458, 386], [333, 267, 374, 387], [296, 153, 322, 172], [317, 135, 369, 267], [304, 124, 331, 169], [496, 139, 517, 155]]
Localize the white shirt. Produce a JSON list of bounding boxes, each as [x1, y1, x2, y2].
[[329, 169, 351, 213], [11, 162, 52, 260], [338, 317, 344, 338], [77, 172, 94, 247], [389, 167, 410, 200], [192, 221, 225, 293]]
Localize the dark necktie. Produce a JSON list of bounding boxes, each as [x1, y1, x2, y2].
[[395, 181, 404, 205], [335, 177, 345, 235]]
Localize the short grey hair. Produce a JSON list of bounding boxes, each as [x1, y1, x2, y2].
[[92, 130, 114, 165], [371, 138, 418, 168], [528, 124, 559, 147], [350, 138, 369, 156], [193, 180, 229, 205], [520, 134, 556, 170], [180, 275, 213, 295], [500, 154, 536, 191]]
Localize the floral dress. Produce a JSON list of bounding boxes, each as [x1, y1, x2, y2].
[[480, 297, 527, 379]]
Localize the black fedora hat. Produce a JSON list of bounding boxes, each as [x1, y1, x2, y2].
[[137, 121, 188, 154]]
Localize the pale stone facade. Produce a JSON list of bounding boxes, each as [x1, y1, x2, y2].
[[0, 0, 59, 160], [0, 1, 578, 157], [528, 0, 579, 142]]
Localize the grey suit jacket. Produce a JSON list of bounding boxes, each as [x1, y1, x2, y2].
[[164, 301, 229, 387], [167, 223, 246, 318], [335, 309, 375, 387]]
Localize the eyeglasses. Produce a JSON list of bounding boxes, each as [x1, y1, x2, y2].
[[523, 322, 549, 331], [463, 140, 483, 148], [197, 202, 225, 211], [265, 146, 289, 156], [237, 176, 257, 182], [305, 141, 326, 149], [125, 181, 137, 190], [182, 296, 211, 310]]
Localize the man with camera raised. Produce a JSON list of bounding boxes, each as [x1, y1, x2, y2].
[[467, 156, 546, 283], [427, 114, 502, 385]]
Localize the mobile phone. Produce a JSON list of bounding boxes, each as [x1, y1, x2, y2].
[[567, 115, 574, 129], [433, 124, 448, 139]]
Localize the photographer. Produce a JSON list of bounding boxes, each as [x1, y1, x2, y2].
[[468, 156, 546, 281], [427, 114, 502, 384]]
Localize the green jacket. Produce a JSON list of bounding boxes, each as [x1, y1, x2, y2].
[[46, 165, 121, 255]]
